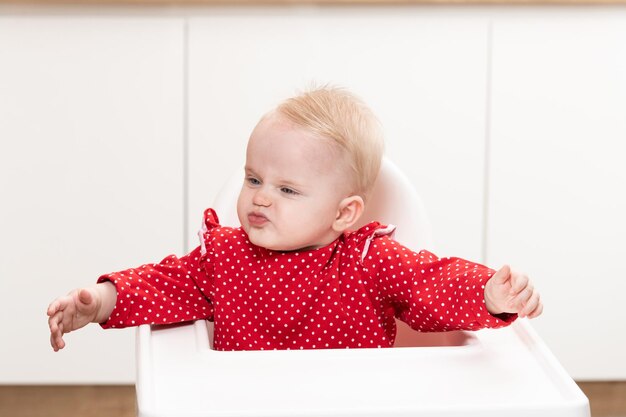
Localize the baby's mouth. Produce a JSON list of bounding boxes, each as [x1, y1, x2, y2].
[[248, 212, 269, 226]]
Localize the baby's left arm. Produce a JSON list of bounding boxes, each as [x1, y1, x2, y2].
[[484, 265, 543, 319]]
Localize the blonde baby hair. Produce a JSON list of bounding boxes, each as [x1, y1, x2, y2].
[[275, 85, 384, 200]]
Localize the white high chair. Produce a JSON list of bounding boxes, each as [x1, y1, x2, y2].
[[136, 159, 589, 417]]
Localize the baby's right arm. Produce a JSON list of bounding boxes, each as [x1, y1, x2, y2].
[[47, 282, 117, 352]]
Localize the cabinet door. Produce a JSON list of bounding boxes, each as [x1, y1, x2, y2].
[[489, 13, 626, 379], [0, 16, 184, 383], [188, 8, 490, 262]]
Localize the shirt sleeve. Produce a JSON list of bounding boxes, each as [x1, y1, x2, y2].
[[362, 235, 516, 332], [97, 245, 214, 329]]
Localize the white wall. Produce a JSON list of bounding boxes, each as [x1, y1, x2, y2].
[[487, 11, 626, 380], [0, 14, 185, 383], [0, 5, 624, 383]]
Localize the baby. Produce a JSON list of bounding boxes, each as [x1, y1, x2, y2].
[[48, 86, 542, 352]]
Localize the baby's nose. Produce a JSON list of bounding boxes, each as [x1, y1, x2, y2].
[[252, 189, 271, 207]]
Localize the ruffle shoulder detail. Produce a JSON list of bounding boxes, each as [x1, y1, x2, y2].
[[198, 208, 221, 257], [347, 221, 397, 262]]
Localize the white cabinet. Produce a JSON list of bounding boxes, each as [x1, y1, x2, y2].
[[187, 8, 490, 263], [0, 16, 185, 383], [488, 12, 626, 379]]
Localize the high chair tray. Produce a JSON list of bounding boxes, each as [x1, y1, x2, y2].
[[135, 319, 589, 417]]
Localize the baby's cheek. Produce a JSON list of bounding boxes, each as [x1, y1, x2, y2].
[[235, 205, 245, 227]]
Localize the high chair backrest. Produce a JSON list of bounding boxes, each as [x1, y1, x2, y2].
[[211, 157, 435, 347]]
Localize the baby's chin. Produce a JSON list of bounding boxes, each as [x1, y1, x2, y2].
[[245, 228, 313, 252], [250, 236, 291, 251], [244, 227, 280, 250]]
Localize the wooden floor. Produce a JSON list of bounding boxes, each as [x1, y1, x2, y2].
[[0, 385, 136, 417], [0, 382, 624, 417], [578, 382, 626, 417]]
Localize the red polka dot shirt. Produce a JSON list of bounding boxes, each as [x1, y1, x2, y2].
[[98, 208, 515, 350]]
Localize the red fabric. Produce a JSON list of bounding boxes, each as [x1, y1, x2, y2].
[[98, 208, 515, 351]]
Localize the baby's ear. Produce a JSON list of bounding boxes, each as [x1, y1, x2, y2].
[[332, 195, 364, 233]]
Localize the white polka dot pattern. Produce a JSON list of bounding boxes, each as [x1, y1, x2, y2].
[[98, 208, 515, 350]]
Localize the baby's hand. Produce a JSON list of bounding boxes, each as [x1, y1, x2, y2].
[[47, 287, 101, 352], [484, 265, 543, 319]]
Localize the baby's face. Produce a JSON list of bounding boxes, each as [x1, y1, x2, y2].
[[237, 113, 352, 251]]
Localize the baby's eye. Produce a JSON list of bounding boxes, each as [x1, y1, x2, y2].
[[246, 177, 261, 186], [280, 187, 298, 195]]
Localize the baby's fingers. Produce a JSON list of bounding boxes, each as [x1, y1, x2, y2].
[[50, 331, 66, 352], [50, 328, 65, 352], [528, 303, 543, 319], [47, 299, 60, 317], [520, 290, 541, 318], [47, 294, 72, 316], [48, 311, 65, 351], [524, 291, 543, 319], [48, 310, 61, 333], [509, 286, 533, 313], [509, 272, 530, 295]]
